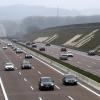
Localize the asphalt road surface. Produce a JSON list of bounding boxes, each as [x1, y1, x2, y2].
[[0, 40, 99, 100]]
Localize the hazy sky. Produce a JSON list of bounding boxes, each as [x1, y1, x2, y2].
[[0, 0, 100, 10]]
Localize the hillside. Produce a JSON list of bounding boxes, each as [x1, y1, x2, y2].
[[24, 22, 100, 53]]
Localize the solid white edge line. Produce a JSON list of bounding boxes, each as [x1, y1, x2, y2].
[[31, 55, 100, 97], [0, 77, 8, 100], [55, 85, 60, 90], [78, 82, 100, 97], [38, 97, 43, 100], [68, 96, 74, 100]]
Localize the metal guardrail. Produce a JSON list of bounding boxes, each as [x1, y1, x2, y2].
[[16, 43, 100, 91]]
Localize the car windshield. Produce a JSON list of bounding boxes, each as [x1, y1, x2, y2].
[[41, 77, 52, 82], [5, 63, 13, 66], [65, 75, 76, 79]]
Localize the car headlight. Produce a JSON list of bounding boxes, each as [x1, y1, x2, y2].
[[51, 83, 54, 86], [41, 83, 44, 86]]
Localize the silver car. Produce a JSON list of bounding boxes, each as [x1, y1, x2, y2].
[[4, 62, 15, 71]]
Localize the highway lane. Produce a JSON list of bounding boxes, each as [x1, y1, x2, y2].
[[2, 42, 100, 100], [34, 43, 100, 76], [0, 46, 42, 100]]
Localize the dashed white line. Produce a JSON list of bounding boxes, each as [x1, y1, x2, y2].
[[18, 72, 22, 75], [30, 86, 34, 90], [87, 65, 92, 68], [38, 97, 43, 100], [77, 61, 81, 64], [32, 67, 35, 69], [68, 96, 74, 100], [38, 71, 42, 75], [55, 85, 60, 90], [24, 78, 27, 82], [0, 77, 8, 100], [31, 55, 100, 97]]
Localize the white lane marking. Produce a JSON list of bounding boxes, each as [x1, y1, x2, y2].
[[18, 72, 22, 75], [38, 71, 42, 75], [78, 82, 100, 97], [31, 55, 100, 97], [77, 61, 81, 64], [92, 62, 97, 64], [32, 67, 35, 69], [15, 67, 17, 70], [55, 85, 60, 90], [68, 96, 74, 100], [38, 97, 43, 100], [30, 86, 34, 90], [24, 78, 27, 82], [87, 65, 92, 68], [0, 77, 8, 100]]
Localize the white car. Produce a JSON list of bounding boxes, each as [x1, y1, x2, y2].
[[3, 46, 7, 49], [66, 51, 74, 57], [59, 53, 68, 60], [4, 62, 15, 71]]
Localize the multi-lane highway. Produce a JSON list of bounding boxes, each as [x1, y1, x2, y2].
[[0, 40, 100, 100], [34, 43, 100, 76]]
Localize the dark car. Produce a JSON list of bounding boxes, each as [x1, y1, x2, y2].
[[39, 77, 54, 91], [88, 50, 96, 56], [45, 43, 51, 46], [25, 54, 32, 59], [39, 47, 45, 51], [62, 74, 77, 85], [21, 60, 32, 69], [61, 47, 67, 52], [32, 44, 37, 48]]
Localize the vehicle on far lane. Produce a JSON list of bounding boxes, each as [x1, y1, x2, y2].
[[59, 53, 68, 60], [4, 62, 15, 71], [39, 47, 45, 51], [39, 76, 54, 91], [88, 50, 96, 56], [21, 60, 32, 69], [61, 47, 67, 52], [32, 44, 37, 48], [66, 51, 74, 57], [45, 43, 51, 46], [25, 54, 33, 59], [62, 74, 77, 85]]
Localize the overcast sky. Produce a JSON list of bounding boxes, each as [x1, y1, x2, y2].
[[0, 0, 100, 10]]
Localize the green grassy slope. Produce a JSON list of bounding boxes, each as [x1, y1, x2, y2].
[[24, 22, 100, 53]]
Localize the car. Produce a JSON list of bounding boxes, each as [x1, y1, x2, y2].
[[61, 47, 67, 52], [45, 43, 51, 46], [7, 43, 12, 46], [66, 51, 74, 57], [39, 47, 45, 51], [39, 77, 54, 91], [62, 74, 77, 85], [59, 53, 68, 60], [21, 60, 32, 69], [32, 44, 37, 48], [16, 48, 23, 53], [26, 42, 31, 46], [88, 50, 96, 56], [3, 46, 7, 49], [25, 54, 32, 59], [4, 62, 15, 71]]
